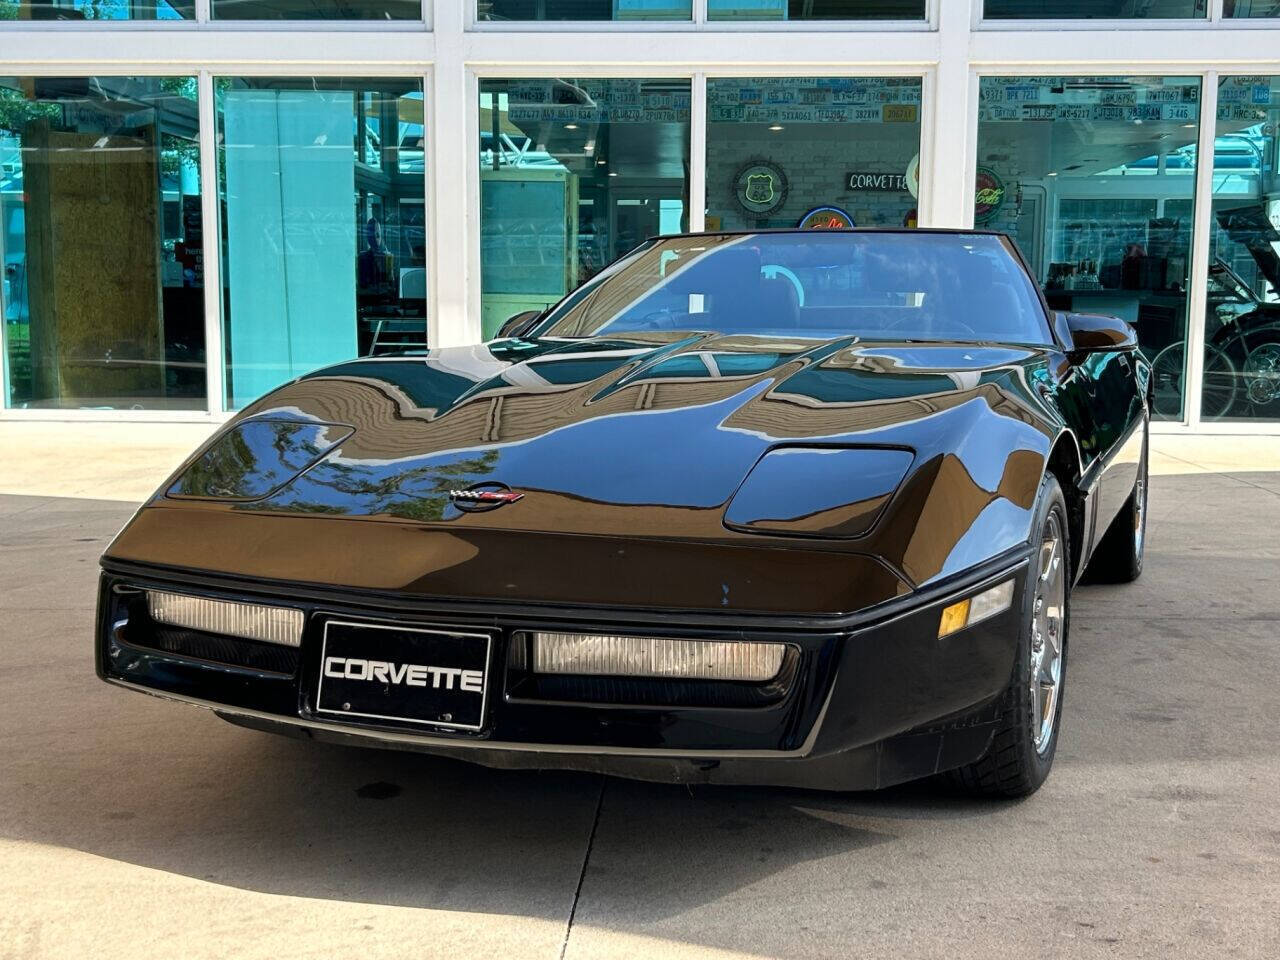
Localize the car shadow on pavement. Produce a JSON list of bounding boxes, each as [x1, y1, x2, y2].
[[8, 704, 998, 919]]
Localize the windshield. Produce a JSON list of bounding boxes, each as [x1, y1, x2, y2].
[[532, 232, 1053, 345]]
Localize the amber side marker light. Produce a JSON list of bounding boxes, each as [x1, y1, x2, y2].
[[937, 580, 1015, 639]]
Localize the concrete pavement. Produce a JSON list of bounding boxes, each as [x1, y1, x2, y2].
[[1, 432, 1279, 958]]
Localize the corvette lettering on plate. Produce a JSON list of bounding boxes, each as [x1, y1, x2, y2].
[[316, 621, 491, 731], [322, 656, 483, 693]]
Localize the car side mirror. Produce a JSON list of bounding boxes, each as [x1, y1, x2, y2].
[[1062, 312, 1137, 357], [497, 310, 543, 340]]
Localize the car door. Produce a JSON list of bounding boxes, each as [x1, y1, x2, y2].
[[1079, 339, 1145, 541], [1043, 310, 1143, 569]]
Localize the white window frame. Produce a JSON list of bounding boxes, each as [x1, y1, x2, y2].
[[463, 65, 700, 349], [0, 0, 430, 29], [972, 0, 1280, 29], [971, 68, 1211, 432], [0, 62, 433, 421], [467, 0, 935, 32], [696, 66, 934, 232], [967, 63, 1272, 435], [210, 65, 434, 414]]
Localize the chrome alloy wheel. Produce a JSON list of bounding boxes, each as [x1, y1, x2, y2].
[[1245, 342, 1280, 406], [1031, 514, 1066, 754]]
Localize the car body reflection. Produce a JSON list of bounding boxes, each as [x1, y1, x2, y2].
[[129, 331, 1080, 606]]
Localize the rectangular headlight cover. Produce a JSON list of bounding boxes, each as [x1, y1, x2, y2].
[[146, 590, 304, 648], [530, 632, 785, 682]]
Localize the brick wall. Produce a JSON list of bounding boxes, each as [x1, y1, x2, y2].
[[706, 123, 923, 230]]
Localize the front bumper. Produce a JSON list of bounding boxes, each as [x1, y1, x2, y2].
[[96, 550, 1031, 791]]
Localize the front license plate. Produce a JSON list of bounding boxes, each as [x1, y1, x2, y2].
[[315, 620, 492, 731]]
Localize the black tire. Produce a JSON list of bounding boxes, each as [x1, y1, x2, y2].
[[947, 473, 1070, 799], [1082, 421, 1148, 585]]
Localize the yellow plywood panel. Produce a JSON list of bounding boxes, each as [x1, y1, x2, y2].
[[24, 120, 164, 405]]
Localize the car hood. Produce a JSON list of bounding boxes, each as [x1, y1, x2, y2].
[[1217, 205, 1280, 292], [108, 333, 1061, 611]]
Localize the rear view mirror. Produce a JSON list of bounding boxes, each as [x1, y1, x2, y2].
[[1063, 312, 1137, 356], [497, 310, 543, 340]]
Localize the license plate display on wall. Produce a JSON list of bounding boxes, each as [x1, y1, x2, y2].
[[316, 620, 492, 731]]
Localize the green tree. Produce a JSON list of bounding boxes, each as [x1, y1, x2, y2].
[[0, 88, 61, 136]]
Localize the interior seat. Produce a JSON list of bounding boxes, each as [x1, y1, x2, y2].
[[751, 276, 801, 331]]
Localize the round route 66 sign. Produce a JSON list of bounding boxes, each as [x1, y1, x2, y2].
[[732, 159, 789, 218]]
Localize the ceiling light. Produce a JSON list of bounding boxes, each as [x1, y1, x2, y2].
[[768, 123, 784, 132], [608, 171, 619, 177], [564, 123, 579, 130]]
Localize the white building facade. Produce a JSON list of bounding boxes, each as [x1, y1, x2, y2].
[[3, 0, 1280, 432]]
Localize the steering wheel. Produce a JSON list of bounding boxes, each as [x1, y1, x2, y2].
[[877, 307, 979, 340], [761, 264, 805, 307], [634, 310, 683, 332]]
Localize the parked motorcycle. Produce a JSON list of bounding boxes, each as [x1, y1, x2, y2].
[[1151, 207, 1280, 420]]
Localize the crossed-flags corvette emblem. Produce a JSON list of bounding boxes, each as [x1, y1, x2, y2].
[[448, 482, 524, 512]]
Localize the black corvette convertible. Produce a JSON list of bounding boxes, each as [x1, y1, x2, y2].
[[97, 229, 1150, 797]]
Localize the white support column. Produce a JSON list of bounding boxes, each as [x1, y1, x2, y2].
[[689, 72, 706, 232], [428, 0, 477, 348], [1183, 71, 1219, 429], [193, 0, 210, 23], [921, 0, 976, 228], [197, 69, 225, 415], [0, 154, 9, 410]]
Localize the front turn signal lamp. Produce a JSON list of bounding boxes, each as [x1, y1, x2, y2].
[[529, 632, 786, 682], [146, 590, 304, 647], [937, 579, 1015, 639]]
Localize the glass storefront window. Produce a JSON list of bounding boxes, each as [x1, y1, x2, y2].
[[976, 76, 1201, 420], [1223, 1, 1279, 14], [984, 1, 1203, 17], [211, 0, 417, 18], [2, 76, 204, 410], [477, 77, 690, 338], [1194, 76, 1280, 421], [478, 1, 690, 20], [0, 0, 190, 19], [706, 76, 923, 232], [707, 0, 923, 20], [217, 78, 426, 409]]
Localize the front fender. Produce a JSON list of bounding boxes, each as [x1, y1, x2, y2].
[[852, 388, 1054, 588]]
